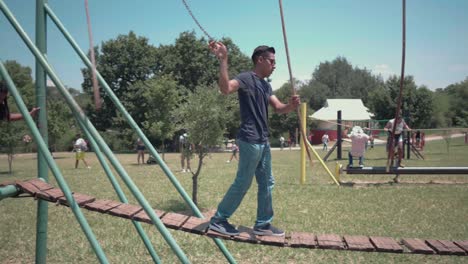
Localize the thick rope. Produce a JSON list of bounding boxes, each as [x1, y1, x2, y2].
[[181, 0, 214, 41], [84, 0, 101, 110], [386, 0, 406, 171], [278, 0, 314, 166]]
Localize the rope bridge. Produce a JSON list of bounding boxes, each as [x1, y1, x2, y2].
[[2, 179, 467, 257]]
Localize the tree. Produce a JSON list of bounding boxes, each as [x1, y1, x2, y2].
[[81, 31, 160, 130], [114, 76, 183, 150], [444, 78, 468, 127], [173, 85, 232, 205], [0, 61, 35, 172], [270, 81, 301, 140], [301, 56, 383, 110], [158, 32, 250, 138], [158, 32, 251, 92]]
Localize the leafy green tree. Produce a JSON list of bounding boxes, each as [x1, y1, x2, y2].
[[382, 75, 434, 128], [114, 76, 183, 150], [173, 85, 232, 205], [158, 32, 250, 138], [444, 78, 468, 127], [82, 31, 160, 130], [301, 57, 383, 110], [0, 61, 35, 172], [270, 81, 301, 140], [158, 32, 251, 92]]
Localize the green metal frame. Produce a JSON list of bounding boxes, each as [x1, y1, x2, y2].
[[1, 0, 237, 263]]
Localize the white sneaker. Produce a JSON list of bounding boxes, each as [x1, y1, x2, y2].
[[181, 169, 186, 173], [87, 166, 91, 169], [226, 160, 230, 163]]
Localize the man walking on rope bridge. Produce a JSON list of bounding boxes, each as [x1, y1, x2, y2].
[[384, 115, 411, 167], [208, 41, 300, 237]]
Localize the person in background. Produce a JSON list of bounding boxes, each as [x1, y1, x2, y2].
[[384, 115, 411, 167], [136, 138, 145, 165], [347, 126, 371, 167], [321, 133, 329, 151], [226, 142, 239, 163], [208, 41, 300, 237], [74, 133, 90, 169], [179, 133, 193, 173], [279, 136, 285, 150]]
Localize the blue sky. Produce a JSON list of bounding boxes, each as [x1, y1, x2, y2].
[[1, 0, 467, 91]]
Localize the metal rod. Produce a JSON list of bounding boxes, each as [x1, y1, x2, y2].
[[0, 185, 19, 200], [1, 4, 191, 261], [346, 166, 468, 175], [77, 118, 161, 263], [0, 58, 109, 264], [45, 4, 236, 263], [34, 1, 49, 263]]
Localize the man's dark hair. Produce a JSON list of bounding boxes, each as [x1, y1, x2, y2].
[[251, 45, 275, 64], [0, 80, 10, 121]]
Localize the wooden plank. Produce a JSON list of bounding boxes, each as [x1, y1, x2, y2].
[[28, 179, 54, 191], [454, 241, 468, 253], [370, 236, 403, 253], [132, 209, 165, 224], [317, 234, 345, 250], [289, 232, 316, 248], [161, 212, 189, 229], [255, 234, 286, 247], [180, 217, 209, 235], [83, 199, 122, 213], [203, 209, 216, 220], [15, 181, 42, 195], [235, 226, 258, 244], [58, 193, 95, 206], [206, 228, 234, 240], [36, 188, 64, 202], [401, 238, 435, 254], [344, 235, 374, 252], [108, 204, 143, 219], [426, 240, 466, 255]]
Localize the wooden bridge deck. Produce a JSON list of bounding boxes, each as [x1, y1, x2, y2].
[[4, 179, 468, 257]]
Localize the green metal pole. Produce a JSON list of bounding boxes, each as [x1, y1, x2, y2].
[[44, 5, 236, 263], [1, 4, 190, 263], [0, 59, 109, 264], [35, 1, 49, 263], [0, 185, 19, 200], [78, 120, 162, 264]]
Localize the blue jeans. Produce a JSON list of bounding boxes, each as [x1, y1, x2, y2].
[[348, 152, 363, 166], [211, 139, 274, 228]]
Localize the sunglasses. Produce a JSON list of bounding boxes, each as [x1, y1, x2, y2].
[[262, 56, 276, 65]]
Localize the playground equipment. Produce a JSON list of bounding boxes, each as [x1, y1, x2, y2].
[[2, 178, 467, 256], [0, 1, 235, 263]]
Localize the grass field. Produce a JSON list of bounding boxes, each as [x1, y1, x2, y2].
[[0, 137, 467, 263]]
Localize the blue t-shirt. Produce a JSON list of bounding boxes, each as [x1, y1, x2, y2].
[[234, 71, 272, 144]]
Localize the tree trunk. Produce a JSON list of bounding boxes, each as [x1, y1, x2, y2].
[[7, 153, 13, 174], [191, 150, 206, 206]]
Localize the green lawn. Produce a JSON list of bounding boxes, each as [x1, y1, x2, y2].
[[0, 137, 467, 263]]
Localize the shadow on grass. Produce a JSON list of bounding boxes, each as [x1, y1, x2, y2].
[[0, 171, 13, 176], [161, 199, 190, 212]]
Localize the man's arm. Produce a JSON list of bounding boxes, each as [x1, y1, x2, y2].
[[9, 107, 40, 121], [269, 94, 300, 114], [209, 41, 239, 95]]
